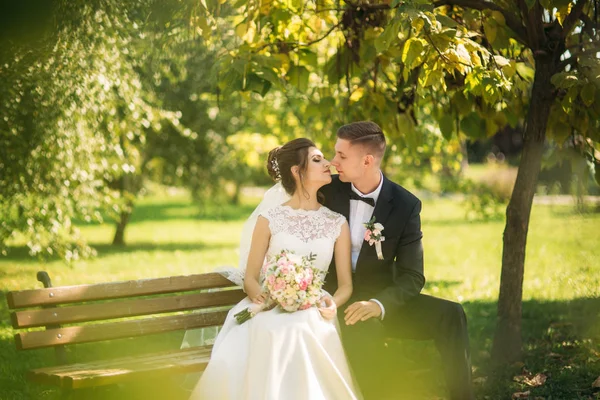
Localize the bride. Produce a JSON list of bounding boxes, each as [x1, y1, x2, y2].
[[188, 138, 361, 399]]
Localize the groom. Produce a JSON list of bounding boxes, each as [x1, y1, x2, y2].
[[321, 121, 474, 400]]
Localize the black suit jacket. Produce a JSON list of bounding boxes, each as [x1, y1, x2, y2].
[[320, 175, 425, 317]]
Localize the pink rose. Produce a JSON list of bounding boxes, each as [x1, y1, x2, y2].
[[299, 303, 311, 310], [277, 258, 288, 266], [364, 230, 372, 241], [267, 275, 276, 286], [274, 278, 286, 291], [299, 280, 308, 291]]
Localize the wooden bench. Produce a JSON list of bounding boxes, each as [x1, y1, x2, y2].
[[6, 271, 244, 397]]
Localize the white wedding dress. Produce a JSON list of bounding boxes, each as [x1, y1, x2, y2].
[[189, 205, 361, 400]]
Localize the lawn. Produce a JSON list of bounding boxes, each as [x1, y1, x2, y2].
[[1, 191, 599, 399]]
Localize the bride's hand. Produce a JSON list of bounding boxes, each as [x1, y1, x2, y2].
[[250, 292, 267, 304], [318, 296, 337, 320]]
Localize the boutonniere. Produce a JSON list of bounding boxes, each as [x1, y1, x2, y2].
[[363, 216, 385, 260]]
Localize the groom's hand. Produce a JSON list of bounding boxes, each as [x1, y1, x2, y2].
[[344, 300, 382, 325]]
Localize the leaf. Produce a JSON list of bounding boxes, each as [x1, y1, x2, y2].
[[505, 107, 521, 128], [551, 72, 579, 89], [493, 55, 511, 67], [349, 87, 364, 103], [512, 391, 531, 399], [438, 114, 455, 140], [580, 84, 596, 107], [592, 376, 600, 388], [483, 20, 497, 45], [298, 49, 318, 68], [371, 92, 386, 111], [235, 21, 257, 43], [452, 91, 472, 116], [460, 111, 486, 138], [412, 17, 425, 35], [516, 62, 535, 81], [305, 103, 320, 119], [256, 67, 280, 86], [435, 14, 459, 28], [243, 73, 271, 97], [290, 0, 303, 11], [259, 0, 272, 14], [503, 60, 517, 79], [524, 0, 536, 9], [320, 97, 336, 111], [491, 11, 506, 26], [401, 37, 427, 69], [524, 373, 548, 387], [556, 4, 573, 26], [235, 22, 248, 39], [491, 26, 510, 50], [287, 65, 309, 92], [375, 21, 401, 54]]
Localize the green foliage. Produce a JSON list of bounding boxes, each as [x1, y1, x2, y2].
[[2, 4, 143, 259], [196, 0, 599, 174]]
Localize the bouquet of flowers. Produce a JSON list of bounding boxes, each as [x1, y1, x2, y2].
[[234, 250, 325, 323]]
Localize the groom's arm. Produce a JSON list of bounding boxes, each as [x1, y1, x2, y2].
[[376, 199, 425, 314]]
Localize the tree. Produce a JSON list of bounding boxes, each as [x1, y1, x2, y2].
[[197, 0, 600, 363], [0, 1, 183, 255], [0, 0, 320, 254]]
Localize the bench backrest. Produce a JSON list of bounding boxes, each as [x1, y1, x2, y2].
[[7, 271, 244, 352]]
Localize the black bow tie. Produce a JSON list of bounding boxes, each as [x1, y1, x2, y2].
[[349, 191, 375, 207]]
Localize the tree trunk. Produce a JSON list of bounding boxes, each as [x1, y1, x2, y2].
[[460, 138, 469, 171], [112, 205, 132, 246], [232, 182, 242, 205], [491, 59, 556, 364]]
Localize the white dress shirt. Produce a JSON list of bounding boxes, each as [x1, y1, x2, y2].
[[349, 172, 386, 319]]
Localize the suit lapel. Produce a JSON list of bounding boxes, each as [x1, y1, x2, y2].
[[355, 176, 395, 271]]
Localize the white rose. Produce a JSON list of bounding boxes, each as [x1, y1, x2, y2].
[[373, 223, 384, 231], [288, 254, 303, 266]]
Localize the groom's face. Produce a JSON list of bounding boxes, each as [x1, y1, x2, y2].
[[331, 139, 367, 183]]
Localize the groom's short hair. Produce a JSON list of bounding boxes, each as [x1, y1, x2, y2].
[[337, 121, 386, 159]]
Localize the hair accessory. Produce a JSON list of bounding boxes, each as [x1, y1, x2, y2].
[[271, 157, 281, 181]]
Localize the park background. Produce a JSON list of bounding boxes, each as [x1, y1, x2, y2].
[[1, 1, 600, 399]]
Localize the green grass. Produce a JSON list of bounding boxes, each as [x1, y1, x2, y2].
[[1, 192, 599, 399]]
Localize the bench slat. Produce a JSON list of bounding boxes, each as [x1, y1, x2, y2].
[[7, 273, 236, 309], [11, 289, 245, 328], [27, 346, 213, 389], [16, 310, 229, 350]]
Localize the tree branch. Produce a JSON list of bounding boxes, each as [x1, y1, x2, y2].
[[515, 0, 534, 44], [433, 0, 528, 45], [557, 44, 600, 70], [254, 22, 342, 52], [561, 0, 589, 39], [580, 12, 597, 39]]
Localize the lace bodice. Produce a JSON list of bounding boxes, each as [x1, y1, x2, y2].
[[260, 205, 346, 272]]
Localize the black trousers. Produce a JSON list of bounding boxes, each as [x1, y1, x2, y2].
[[339, 294, 474, 400]]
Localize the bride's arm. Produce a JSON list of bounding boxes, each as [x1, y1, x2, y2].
[[332, 221, 353, 307], [243, 216, 271, 303]]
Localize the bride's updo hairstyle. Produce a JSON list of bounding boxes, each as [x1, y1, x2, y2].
[[267, 138, 316, 196]]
